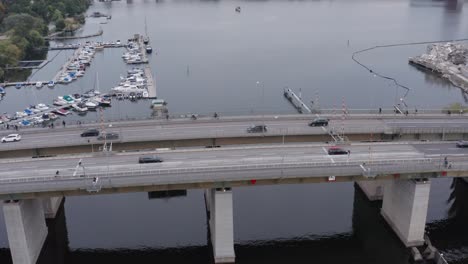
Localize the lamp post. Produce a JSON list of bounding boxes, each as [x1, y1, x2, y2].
[[256, 81, 265, 134]]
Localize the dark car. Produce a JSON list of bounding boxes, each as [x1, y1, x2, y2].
[[138, 156, 163, 163], [327, 146, 349, 155], [309, 117, 329, 127], [81, 129, 99, 137], [247, 125, 267, 133], [456, 140, 468, 148], [97, 132, 119, 140]]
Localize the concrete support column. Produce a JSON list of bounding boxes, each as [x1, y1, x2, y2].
[[3, 199, 48, 264], [208, 188, 235, 263], [42, 197, 64, 219], [357, 181, 384, 201], [381, 179, 431, 247]]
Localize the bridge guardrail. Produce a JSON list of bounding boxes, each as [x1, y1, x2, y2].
[[0, 158, 442, 192]]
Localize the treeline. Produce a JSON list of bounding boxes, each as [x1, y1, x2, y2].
[[0, 0, 91, 80]]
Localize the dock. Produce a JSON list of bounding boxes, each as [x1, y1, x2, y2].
[[5, 60, 49, 70], [144, 66, 157, 98], [53, 46, 83, 83], [45, 29, 104, 40], [283, 88, 312, 114]]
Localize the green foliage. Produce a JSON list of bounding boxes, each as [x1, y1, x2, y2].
[[444, 103, 467, 114], [0, 0, 90, 75], [55, 18, 65, 31]]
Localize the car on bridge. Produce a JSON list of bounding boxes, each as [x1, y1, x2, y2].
[[327, 146, 349, 155], [247, 125, 267, 133], [97, 132, 119, 141], [81, 129, 100, 137], [139, 156, 163, 163], [1, 134, 21, 143], [456, 140, 468, 148], [309, 117, 329, 127]]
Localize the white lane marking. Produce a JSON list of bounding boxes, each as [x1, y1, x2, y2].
[[322, 147, 329, 155], [426, 148, 440, 151]]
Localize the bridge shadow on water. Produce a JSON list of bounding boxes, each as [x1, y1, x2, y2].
[[2, 182, 468, 264], [426, 178, 468, 264]]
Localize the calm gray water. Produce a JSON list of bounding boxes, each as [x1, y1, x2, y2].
[[1, 0, 468, 263]]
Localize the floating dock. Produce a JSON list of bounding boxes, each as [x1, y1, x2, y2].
[[283, 88, 311, 114], [144, 66, 157, 98], [52, 46, 83, 83]]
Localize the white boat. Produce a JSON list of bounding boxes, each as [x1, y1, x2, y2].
[[84, 100, 98, 110], [35, 82, 43, 88], [53, 98, 68, 106], [47, 81, 55, 87], [52, 108, 70, 116], [71, 103, 88, 112], [32, 116, 44, 124], [36, 104, 49, 111], [15, 112, 27, 118], [93, 96, 111, 107]]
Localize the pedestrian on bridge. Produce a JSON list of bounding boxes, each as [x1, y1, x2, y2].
[[62, 120, 66, 127], [444, 157, 448, 168], [379, 107, 382, 114]]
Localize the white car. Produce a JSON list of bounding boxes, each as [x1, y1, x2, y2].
[[2, 134, 21, 143]]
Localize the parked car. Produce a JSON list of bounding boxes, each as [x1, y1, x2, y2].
[[80, 129, 100, 137], [97, 132, 119, 140], [309, 117, 329, 127], [327, 146, 349, 155], [1, 134, 21, 143], [247, 124, 267, 133], [138, 156, 163, 163], [456, 140, 468, 148]]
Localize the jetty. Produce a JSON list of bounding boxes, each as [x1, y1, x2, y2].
[[45, 28, 103, 40], [283, 88, 312, 114], [145, 66, 157, 98], [5, 60, 49, 70]]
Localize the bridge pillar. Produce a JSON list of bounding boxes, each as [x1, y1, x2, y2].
[[356, 181, 384, 201], [381, 179, 431, 247], [3, 199, 48, 264], [207, 188, 235, 263], [42, 197, 63, 219]]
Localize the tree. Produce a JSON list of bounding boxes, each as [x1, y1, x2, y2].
[[0, 40, 21, 67], [55, 18, 65, 31], [1, 13, 44, 38]]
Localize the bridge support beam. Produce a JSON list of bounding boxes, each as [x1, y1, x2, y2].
[[3, 199, 48, 264], [42, 197, 63, 219], [381, 179, 431, 247], [357, 181, 384, 201], [207, 188, 235, 263]]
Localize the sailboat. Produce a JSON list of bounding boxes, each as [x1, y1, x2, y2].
[[143, 17, 150, 44]]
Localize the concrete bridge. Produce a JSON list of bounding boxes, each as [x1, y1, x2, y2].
[[0, 114, 467, 158], [0, 142, 464, 263]]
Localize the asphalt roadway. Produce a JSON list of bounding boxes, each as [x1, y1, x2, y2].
[[0, 141, 465, 179], [0, 115, 466, 151]]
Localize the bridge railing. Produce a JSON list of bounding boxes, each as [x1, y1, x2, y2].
[[0, 158, 446, 195]]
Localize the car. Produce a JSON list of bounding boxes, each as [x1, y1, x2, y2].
[[138, 156, 163, 163], [247, 124, 267, 133], [309, 117, 329, 127], [456, 140, 468, 148], [327, 146, 349, 155], [81, 129, 99, 137], [1, 134, 21, 143], [97, 132, 119, 140]]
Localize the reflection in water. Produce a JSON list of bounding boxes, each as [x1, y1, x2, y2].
[[427, 178, 468, 262], [352, 183, 412, 264]]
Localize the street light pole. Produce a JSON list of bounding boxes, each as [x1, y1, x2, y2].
[[256, 81, 265, 134]]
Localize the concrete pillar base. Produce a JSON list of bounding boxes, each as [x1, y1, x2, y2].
[[381, 179, 431, 247], [3, 199, 48, 264], [208, 188, 235, 263], [356, 181, 384, 201], [42, 197, 63, 219]]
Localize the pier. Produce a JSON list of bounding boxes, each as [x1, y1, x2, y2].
[[45, 29, 104, 40], [5, 60, 49, 70], [53, 46, 84, 83], [283, 88, 312, 114], [144, 66, 157, 98]]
